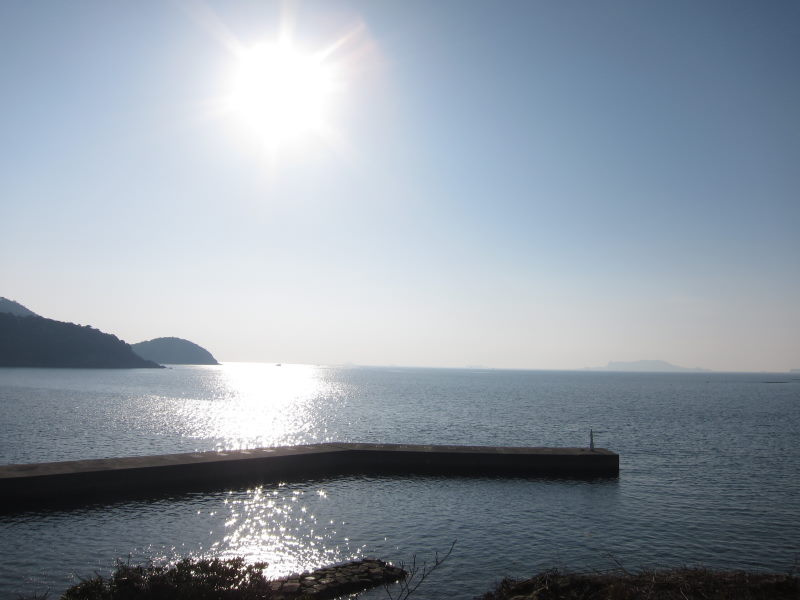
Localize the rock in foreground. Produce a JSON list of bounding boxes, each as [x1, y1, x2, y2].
[[270, 558, 406, 599]]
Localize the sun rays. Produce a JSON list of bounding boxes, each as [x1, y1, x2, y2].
[[179, 1, 374, 171], [228, 40, 340, 153]]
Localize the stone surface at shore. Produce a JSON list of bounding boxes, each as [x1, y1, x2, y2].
[[268, 558, 406, 599]]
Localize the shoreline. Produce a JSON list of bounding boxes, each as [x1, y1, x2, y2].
[[480, 567, 800, 599], [22, 558, 800, 600]]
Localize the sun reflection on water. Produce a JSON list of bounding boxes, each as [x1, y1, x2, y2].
[[205, 363, 326, 450], [203, 484, 362, 580], [124, 363, 360, 575]]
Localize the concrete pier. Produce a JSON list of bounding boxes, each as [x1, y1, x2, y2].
[[0, 443, 618, 507]]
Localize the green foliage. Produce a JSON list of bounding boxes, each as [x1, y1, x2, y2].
[[60, 558, 272, 600]]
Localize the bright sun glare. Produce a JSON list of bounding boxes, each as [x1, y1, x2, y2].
[[230, 42, 337, 148]]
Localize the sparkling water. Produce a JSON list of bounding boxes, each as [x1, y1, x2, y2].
[[1, 365, 799, 598]]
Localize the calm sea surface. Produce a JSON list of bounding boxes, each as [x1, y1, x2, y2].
[[1, 365, 799, 598]]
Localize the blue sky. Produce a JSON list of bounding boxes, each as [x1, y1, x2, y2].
[[1, 1, 798, 371]]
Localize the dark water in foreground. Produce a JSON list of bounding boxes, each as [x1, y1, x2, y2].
[[1, 365, 799, 598]]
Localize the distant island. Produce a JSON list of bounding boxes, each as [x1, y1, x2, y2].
[[0, 296, 39, 317], [587, 360, 710, 373], [0, 312, 162, 369], [132, 337, 219, 365]]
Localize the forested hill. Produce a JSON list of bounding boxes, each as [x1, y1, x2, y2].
[[0, 297, 38, 317], [0, 313, 163, 368], [132, 337, 219, 365]]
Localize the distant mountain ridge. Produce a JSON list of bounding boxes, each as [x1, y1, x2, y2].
[[132, 337, 219, 365], [588, 360, 710, 373], [1, 297, 221, 368], [0, 312, 161, 369], [0, 297, 39, 317]]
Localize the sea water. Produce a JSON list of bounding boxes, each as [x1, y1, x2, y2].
[[1, 365, 799, 598]]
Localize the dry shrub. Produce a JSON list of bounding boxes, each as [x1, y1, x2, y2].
[[60, 557, 272, 600], [480, 568, 800, 600]]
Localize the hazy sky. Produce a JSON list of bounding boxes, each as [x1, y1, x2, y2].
[[1, 1, 798, 371]]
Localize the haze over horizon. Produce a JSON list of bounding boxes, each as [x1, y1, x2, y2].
[[1, 1, 798, 372]]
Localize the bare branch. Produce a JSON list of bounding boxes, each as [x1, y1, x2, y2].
[[383, 541, 456, 600]]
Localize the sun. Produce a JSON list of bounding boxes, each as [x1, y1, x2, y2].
[[229, 41, 338, 148]]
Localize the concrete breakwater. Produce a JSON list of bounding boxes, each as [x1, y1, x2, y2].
[[0, 443, 619, 507]]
